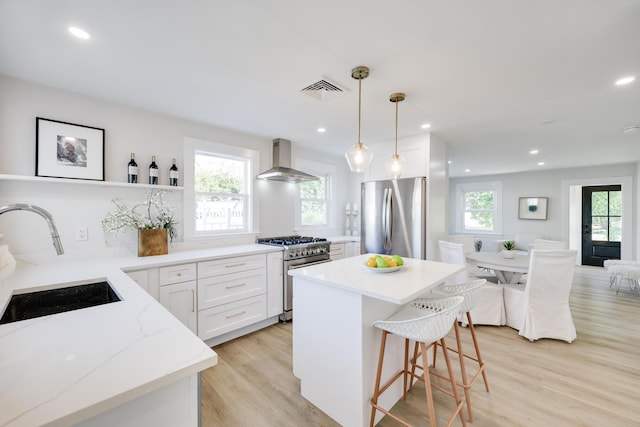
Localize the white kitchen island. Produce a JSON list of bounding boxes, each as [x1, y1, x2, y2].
[[290, 254, 464, 427]]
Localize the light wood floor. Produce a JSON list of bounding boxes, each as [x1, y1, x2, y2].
[[200, 267, 640, 426]]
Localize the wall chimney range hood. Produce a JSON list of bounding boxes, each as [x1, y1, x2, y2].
[[256, 138, 319, 183]]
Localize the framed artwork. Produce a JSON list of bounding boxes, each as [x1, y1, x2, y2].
[[519, 197, 548, 220], [36, 117, 105, 181]]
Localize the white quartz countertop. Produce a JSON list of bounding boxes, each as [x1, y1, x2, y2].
[[0, 244, 281, 427], [288, 254, 465, 305]]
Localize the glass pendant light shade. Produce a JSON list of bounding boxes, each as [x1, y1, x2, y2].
[[386, 92, 406, 179], [345, 142, 373, 172], [385, 153, 406, 179], [346, 66, 373, 173]]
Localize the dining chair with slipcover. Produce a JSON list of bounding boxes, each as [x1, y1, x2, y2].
[[438, 240, 505, 326], [533, 239, 569, 250], [503, 249, 578, 343]]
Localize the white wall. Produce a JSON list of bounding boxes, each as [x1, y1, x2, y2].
[[0, 75, 355, 255], [449, 163, 637, 258]]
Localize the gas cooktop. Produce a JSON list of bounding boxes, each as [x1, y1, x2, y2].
[[257, 235, 328, 247]]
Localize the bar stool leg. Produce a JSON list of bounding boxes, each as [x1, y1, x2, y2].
[[370, 330, 388, 427], [439, 337, 467, 427], [419, 342, 437, 427]]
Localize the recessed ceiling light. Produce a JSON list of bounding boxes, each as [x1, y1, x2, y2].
[[317, 127, 326, 133], [538, 162, 545, 166], [421, 124, 431, 129], [68, 26, 91, 40], [447, 160, 452, 164], [529, 149, 539, 155], [464, 169, 471, 173], [615, 76, 635, 86]]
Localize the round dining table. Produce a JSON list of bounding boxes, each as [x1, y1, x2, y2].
[[466, 251, 530, 284]]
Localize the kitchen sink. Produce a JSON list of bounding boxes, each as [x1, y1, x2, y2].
[[0, 280, 121, 324]]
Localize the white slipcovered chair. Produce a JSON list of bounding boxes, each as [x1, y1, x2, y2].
[[503, 249, 578, 343], [438, 240, 505, 326], [447, 234, 476, 254], [533, 239, 569, 250]]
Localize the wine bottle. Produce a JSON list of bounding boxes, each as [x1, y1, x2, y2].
[[169, 158, 179, 186], [149, 155, 159, 185], [127, 153, 138, 183]]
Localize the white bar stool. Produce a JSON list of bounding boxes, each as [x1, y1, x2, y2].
[[370, 296, 466, 427], [428, 279, 490, 422]]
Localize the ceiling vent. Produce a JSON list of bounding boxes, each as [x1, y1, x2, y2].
[[300, 76, 348, 101]]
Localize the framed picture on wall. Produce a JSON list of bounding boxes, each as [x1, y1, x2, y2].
[[518, 197, 548, 220], [36, 117, 105, 181]]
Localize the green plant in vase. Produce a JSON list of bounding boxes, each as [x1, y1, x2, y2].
[[502, 240, 515, 251], [502, 240, 515, 258]]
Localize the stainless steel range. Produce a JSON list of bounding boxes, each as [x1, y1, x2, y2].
[[257, 235, 331, 321]]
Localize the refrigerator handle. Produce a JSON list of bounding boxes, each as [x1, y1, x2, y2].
[[381, 188, 388, 248], [383, 188, 392, 251]]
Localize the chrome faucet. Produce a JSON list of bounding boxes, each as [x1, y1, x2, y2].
[[0, 204, 64, 255]]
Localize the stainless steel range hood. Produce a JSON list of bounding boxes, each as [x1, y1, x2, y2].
[[256, 138, 319, 183]]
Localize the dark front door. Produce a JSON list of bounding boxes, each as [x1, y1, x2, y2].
[[582, 185, 621, 266]]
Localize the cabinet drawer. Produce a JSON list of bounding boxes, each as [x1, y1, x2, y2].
[[197, 295, 267, 341], [159, 263, 196, 286], [198, 269, 266, 310], [198, 254, 266, 278], [330, 243, 345, 256]]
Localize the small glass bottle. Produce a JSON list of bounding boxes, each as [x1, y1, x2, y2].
[[169, 158, 179, 186], [149, 155, 159, 185], [127, 153, 138, 183]]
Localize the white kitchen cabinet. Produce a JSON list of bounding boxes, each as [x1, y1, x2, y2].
[[197, 254, 269, 341], [126, 268, 159, 300], [345, 242, 356, 257], [330, 243, 345, 260], [158, 263, 198, 334], [266, 251, 283, 318], [159, 281, 197, 334]]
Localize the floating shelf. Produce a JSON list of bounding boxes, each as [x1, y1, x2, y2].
[[0, 174, 183, 191]]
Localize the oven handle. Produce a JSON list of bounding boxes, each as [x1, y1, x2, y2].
[[287, 259, 332, 270]]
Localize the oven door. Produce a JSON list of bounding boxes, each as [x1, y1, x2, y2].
[[281, 256, 332, 322]]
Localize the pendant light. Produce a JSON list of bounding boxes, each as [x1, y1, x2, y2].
[[345, 66, 373, 172], [385, 92, 406, 179]]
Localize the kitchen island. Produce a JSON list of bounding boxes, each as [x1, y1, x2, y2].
[[290, 254, 464, 427]]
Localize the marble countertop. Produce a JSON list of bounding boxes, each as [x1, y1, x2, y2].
[[0, 244, 281, 427], [288, 254, 465, 305]]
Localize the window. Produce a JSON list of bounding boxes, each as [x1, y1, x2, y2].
[[456, 181, 502, 234], [296, 159, 334, 229], [194, 153, 248, 232], [183, 137, 259, 239]]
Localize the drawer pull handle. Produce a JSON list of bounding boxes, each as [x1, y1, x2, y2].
[[226, 282, 246, 289], [191, 289, 195, 312], [225, 262, 246, 268], [226, 310, 246, 319]]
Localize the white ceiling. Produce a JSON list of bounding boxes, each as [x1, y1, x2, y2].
[[1, 0, 639, 177]]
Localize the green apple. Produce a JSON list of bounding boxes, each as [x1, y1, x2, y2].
[[392, 255, 404, 266]]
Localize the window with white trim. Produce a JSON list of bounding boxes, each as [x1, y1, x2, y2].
[[183, 137, 259, 239], [296, 159, 334, 229], [456, 181, 502, 234]]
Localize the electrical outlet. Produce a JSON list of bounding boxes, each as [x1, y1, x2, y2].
[[76, 226, 88, 241]]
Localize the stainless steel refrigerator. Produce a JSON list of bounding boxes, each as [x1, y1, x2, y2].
[[360, 177, 427, 259]]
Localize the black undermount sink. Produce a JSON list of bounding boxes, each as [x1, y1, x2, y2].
[[0, 281, 121, 324]]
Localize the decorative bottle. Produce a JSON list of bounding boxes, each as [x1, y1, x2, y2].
[[149, 155, 159, 185], [127, 152, 138, 183], [169, 158, 179, 186]]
